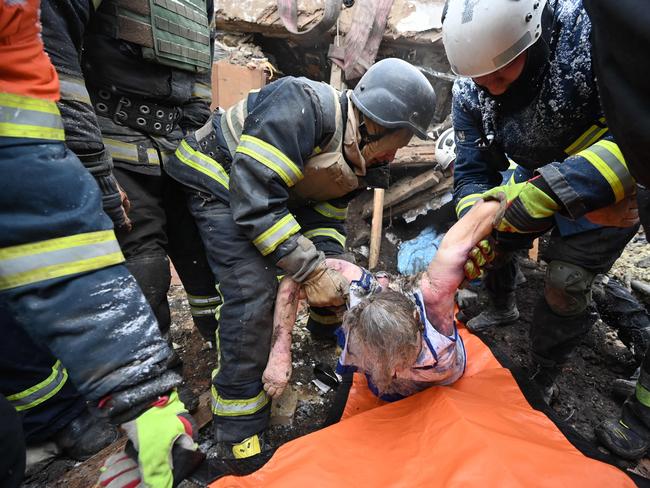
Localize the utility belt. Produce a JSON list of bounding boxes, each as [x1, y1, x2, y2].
[[89, 86, 182, 136]]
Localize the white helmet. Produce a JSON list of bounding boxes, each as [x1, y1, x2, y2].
[[442, 0, 547, 77], [435, 128, 456, 170]]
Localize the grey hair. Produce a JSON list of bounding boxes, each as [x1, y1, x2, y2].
[[342, 289, 422, 394]]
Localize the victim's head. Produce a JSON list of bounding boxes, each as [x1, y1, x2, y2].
[[342, 289, 422, 393]]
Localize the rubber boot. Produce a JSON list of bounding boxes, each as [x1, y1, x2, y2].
[[52, 410, 118, 460], [466, 292, 519, 332], [596, 398, 650, 459], [211, 432, 273, 476], [125, 254, 172, 336], [612, 367, 640, 400]]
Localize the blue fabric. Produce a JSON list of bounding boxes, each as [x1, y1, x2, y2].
[[397, 226, 443, 275]]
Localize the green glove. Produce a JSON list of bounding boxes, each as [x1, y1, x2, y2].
[[463, 239, 496, 280], [481, 178, 560, 233], [100, 391, 200, 488]]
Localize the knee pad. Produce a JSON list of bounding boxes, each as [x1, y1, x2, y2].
[[544, 260, 595, 317]]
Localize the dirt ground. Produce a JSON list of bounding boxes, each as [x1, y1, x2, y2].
[[26, 192, 650, 486]]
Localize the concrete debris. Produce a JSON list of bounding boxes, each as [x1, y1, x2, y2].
[[25, 442, 60, 477], [270, 386, 299, 426], [214, 32, 269, 69]]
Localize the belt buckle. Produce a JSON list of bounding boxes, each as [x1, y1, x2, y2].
[[113, 96, 132, 125]]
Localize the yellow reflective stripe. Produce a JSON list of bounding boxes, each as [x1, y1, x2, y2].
[[0, 93, 60, 114], [309, 309, 342, 325], [565, 117, 607, 155], [210, 387, 269, 416], [186, 294, 221, 306], [104, 138, 161, 165], [0, 93, 64, 140], [577, 140, 631, 202], [104, 138, 139, 162], [636, 383, 650, 408], [237, 135, 303, 187], [455, 193, 482, 217], [175, 140, 229, 189], [303, 228, 346, 248], [313, 202, 348, 220], [7, 361, 69, 411], [0, 122, 64, 140], [0, 230, 125, 290], [252, 214, 300, 256], [191, 82, 212, 100], [58, 75, 91, 105]]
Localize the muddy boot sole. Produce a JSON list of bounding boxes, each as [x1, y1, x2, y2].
[[466, 308, 520, 332]]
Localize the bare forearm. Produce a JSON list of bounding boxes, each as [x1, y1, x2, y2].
[[264, 277, 301, 398], [422, 201, 499, 332], [270, 278, 300, 356]]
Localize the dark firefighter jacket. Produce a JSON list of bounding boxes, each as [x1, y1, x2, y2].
[[166, 76, 366, 264], [452, 0, 635, 223]]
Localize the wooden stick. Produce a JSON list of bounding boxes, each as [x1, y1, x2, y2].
[[529, 238, 539, 262], [368, 188, 385, 270]]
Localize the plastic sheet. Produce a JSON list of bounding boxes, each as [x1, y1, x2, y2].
[[213, 325, 634, 487]]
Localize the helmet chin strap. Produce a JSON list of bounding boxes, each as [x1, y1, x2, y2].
[[358, 113, 387, 151]]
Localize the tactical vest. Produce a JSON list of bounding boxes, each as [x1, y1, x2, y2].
[[219, 81, 360, 202], [96, 0, 211, 73]]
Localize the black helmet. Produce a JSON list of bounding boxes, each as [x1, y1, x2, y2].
[[351, 58, 436, 140]]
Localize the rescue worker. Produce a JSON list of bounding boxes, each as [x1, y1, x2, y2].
[[39, 0, 221, 342], [0, 0, 202, 486], [442, 0, 639, 402], [12, 0, 221, 457], [581, 0, 650, 460], [163, 58, 436, 462]]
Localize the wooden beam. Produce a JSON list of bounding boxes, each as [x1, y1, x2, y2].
[[529, 238, 539, 262], [215, 0, 446, 47], [384, 177, 452, 219], [368, 189, 385, 269], [362, 170, 442, 219]]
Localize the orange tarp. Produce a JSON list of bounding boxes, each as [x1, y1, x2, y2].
[[213, 327, 635, 487]]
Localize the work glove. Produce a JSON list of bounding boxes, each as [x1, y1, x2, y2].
[[481, 177, 560, 234], [98, 391, 202, 488], [78, 149, 132, 230], [276, 235, 349, 307], [98, 174, 132, 231], [463, 238, 496, 280], [303, 261, 350, 307]]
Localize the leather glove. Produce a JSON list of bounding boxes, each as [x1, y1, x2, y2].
[[481, 176, 560, 233], [463, 238, 496, 280], [97, 174, 132, 231], [98, 391, 202, 488], [302, 261, 350, 307], [78, 150, 131, 230]]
